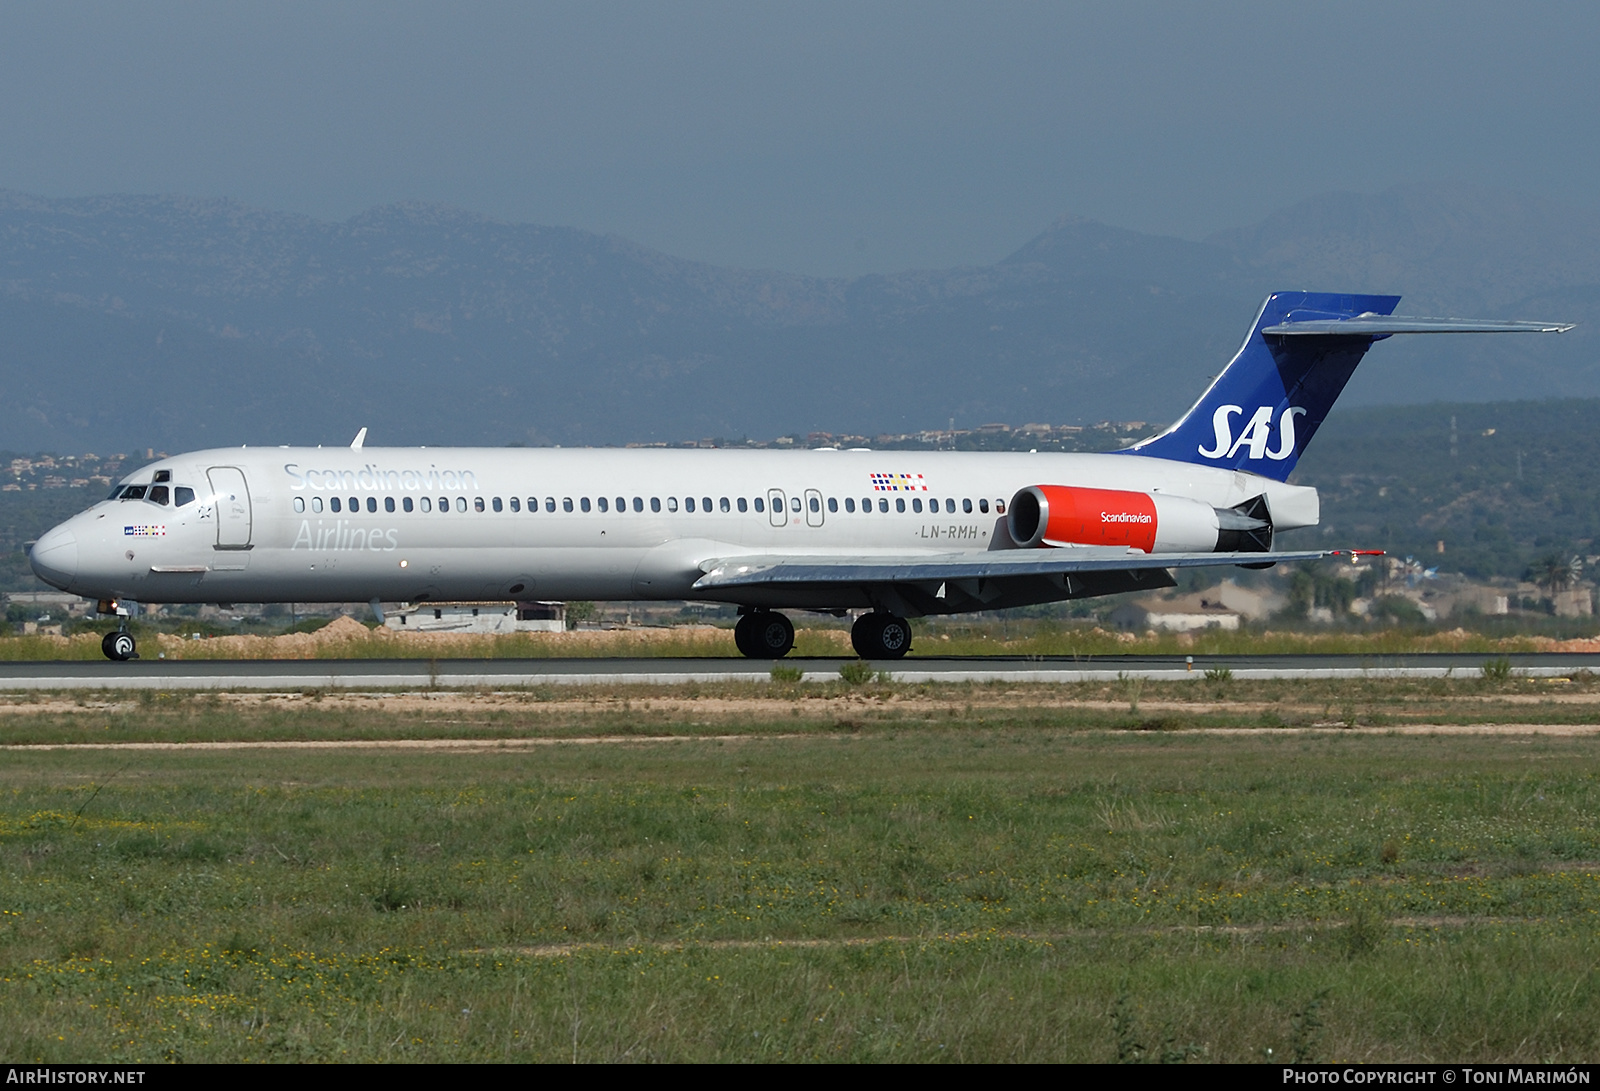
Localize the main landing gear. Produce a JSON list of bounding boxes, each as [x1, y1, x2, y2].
[[731, 609, 913, 660], [734, 610, 795, 659], [851, 612, 912, 660]]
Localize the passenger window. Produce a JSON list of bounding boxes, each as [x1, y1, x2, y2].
[[350, 496, 359, 511], [809, 496, 820, 513], [153, 470, 172, 483], [331, 497, 342, 513], [404, 497, 414, 513], [598, 497, 609, 513], [294, 496, 305, 513], [510, 497, 520, 512], [651, 497, 661, 513], [420, 497, 432, 513], [996, 500, 1006, 514], [616, 497, 626, 512], [439, 496, 450, 512], [311, 495, 322, 513], [492, 497, 503, 512], [580, 497, 591, 513], [475, 497, 487, 512], [754, 497, 763, 513], [845, 498, 855, 513], [385, 497, 396, 513], [790, 497, 800, 513], [148, 485, 169, 506], [667, 497, 678, 512], [363, 497, 374, 513], [963, 498, 972, 514], [896, 498, 906, 513], [456, 497, 468, 513], [633, 497, 643, 512], [912, 498, 922, 513], [720, 497, 730, 513], [827, 498, 837, 513], [563, 498, 573, 512], [878, 498, 888, 512], [737, 497, 747, 513], [979, 499, 989, 514], [547, 498, 556, 512], [703, 497, 712, 512], [685, 497, 695, 513], [176, 486, 196, 507], [123, 485, 147, 501]]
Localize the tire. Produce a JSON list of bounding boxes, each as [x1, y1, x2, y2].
[[850, 613, 884, 659], [103, 631, 136, 661], [733, 614, 758, 657], [851, 613, 911, 659], [748, 612, 794, 658]]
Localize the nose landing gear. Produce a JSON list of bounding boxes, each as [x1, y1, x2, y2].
[[97, 599, 138, 661], [101, 630, 138, 661]]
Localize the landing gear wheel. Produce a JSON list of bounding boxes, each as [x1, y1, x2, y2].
[[734, 611, 794, 659], [851, 613, 911, 659], [101, 631, 137, 661]]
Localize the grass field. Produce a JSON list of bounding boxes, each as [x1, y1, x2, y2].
[[7, 613, 1600, 661], [3, 678, 1600, 1062]]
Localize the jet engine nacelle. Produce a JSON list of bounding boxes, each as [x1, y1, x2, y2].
[[1007, 485, 1272, 553]]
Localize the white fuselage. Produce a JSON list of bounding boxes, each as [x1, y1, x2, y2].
[[30, 446, 1318, 609]]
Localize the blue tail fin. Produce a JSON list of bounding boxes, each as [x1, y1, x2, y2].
[[1121, 291, 1400, 482]]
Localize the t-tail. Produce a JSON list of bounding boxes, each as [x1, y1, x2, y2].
[[1121, 291, 1573, 482]]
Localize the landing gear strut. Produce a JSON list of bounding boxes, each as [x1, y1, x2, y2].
[[734, 610, 795, 659], [851, 612, 912, 660]]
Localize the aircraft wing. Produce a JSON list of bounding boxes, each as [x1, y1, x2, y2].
[[692, 547, 1340, 590]]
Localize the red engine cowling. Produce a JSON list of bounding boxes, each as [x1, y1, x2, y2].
[[1007, 485, 1224, 553]]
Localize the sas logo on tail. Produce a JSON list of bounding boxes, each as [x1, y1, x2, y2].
[[1198, 405, 1306, 462]]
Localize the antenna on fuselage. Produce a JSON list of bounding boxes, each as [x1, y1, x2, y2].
[[350, 427, 368, 450]]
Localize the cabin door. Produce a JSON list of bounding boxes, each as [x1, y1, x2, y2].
[[207, 467, 253, 549]]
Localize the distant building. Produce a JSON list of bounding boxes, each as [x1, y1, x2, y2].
[[384, 601, 566, 633], [6, 591, 91, 616], [1110, 579, 1284, 632]]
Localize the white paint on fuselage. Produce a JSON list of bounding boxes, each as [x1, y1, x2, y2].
[[35, 446, 1319, 607]]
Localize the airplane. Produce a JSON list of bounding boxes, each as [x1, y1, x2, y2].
[[26, 291, 1572, 662]]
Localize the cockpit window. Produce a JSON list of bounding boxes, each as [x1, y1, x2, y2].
[[148, 485, 170, 506], [121, 485, 147, 501], [153, 470, 172, 483], [175, 486, 195, 507]]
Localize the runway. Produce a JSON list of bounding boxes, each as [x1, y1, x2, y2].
[[0, 652, 1594, 690]]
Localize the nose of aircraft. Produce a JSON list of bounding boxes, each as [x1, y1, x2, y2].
[[30, 524, 78, 589]]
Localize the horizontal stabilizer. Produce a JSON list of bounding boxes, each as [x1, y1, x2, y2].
[[1262, 315, 1574, 336], [693, 548, 1343, 590]]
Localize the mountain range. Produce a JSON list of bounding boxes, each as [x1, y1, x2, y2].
[[0, 182, 1597, 454]]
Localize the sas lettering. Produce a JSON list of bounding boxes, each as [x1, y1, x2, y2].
[[1197, 405, 1306, 461]]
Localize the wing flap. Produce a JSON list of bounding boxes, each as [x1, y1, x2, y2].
[[692, 548, 1338, 590]]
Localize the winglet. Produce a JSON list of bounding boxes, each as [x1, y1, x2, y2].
[[350, 427, 368, 450]]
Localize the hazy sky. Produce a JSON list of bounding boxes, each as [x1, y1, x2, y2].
[[1, 2, 1596, 276]]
